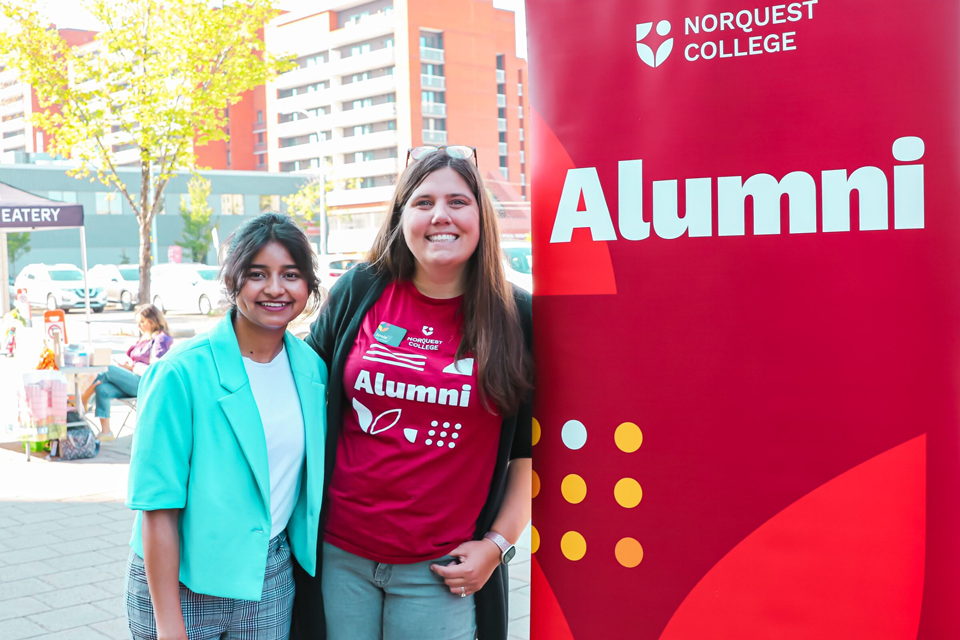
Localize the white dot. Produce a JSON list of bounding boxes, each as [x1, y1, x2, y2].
[[426, 439, 433, 445], [436, 441, 444, 447], [429, 430, 436, 436], [443, 422, 450, 428], [431, 421, 438, 427], [449, 442, 456, 449], [893, 136, 925, 162], [561, 420, 588, 450], [452, 433, 459, 439], [441, 431, 447, 437], [656, 20, 671, 36], [455, 423, 462, 430]]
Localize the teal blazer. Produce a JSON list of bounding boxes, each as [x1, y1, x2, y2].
[[126, 312, 327, 601]]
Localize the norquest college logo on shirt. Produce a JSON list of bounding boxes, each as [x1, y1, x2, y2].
[[636, 1, 818, 67]]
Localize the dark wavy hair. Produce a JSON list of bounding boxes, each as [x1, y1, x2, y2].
[[367, 152, 532, 416], [219, 212, 321, 315]]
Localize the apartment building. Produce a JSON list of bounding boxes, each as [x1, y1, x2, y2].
[[265, 0, 530, 249]]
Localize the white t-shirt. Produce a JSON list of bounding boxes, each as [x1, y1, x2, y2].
[[242, 345, 305, 539]]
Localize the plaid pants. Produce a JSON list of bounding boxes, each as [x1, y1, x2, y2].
[[125, 531, 295, 640]]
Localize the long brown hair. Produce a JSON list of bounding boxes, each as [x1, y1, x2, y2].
[[368, 152, 532, 415], [136, 303, 169, 336]]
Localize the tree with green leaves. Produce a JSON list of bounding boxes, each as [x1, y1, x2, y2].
[[283, 176, 362, 254], [6, 232, 30, 274], [0, 0, 293, 303], [176, 176, 217, 264]]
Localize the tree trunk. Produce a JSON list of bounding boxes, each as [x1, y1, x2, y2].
[[138, 161, 153, 308]]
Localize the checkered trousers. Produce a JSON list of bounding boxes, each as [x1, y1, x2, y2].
[[125, 531, 295, 640]]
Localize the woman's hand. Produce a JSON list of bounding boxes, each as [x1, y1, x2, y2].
[[430, 539, 502, 597], [120, 361, 134, 371]]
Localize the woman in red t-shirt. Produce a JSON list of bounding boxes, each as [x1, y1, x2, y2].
[[294, 146, 533, 640]]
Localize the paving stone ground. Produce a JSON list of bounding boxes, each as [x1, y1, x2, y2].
[[0, 409, 531, 640]]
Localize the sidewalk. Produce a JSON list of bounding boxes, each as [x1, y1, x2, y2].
[[0, 429, 531, 640]]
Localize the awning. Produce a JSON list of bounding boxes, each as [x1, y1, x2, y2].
[[0, 181, 85, 231]]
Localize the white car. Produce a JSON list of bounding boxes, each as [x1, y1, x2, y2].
[[88, 264, 140, 310], [318, 253, 363, 292], [501, 241, 533, 293], [14, 263, 107, 313], [150, 263, 224, 315]]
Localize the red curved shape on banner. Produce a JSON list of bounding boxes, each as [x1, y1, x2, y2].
[[531, 556, 576, 640], [529, 107, 617, 296], [659, 435, 927, 640]]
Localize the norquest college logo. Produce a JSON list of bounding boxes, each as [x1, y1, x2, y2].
[[637, 1, 819, 67]]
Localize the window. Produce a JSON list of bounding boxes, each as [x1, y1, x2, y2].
[[498, 107, 506, 118], [519, 107, 524, 119], [46, 191, 78, 203], [221, 194, 245, 216], [95, 192, 121, 215], [278, 81, 329, 99], [259, 195, 280, 213], [520, 150, 525, 164], [497, 83, 505, 95], [350, 43, 372, 57], [421, 63, 443, 76], [2, 129, 24, 139], [500, 156, 508, 168], [519, 128, 524, 141], [518, 82, 523, 96], [419, 32, 443, 49], [422, 117, 446, 131], [296, 51, 328, 68], [496, 54, 505, 70], [257, 110, 263, 123], [227, 150, 232, 166], [422, 91, 445, 103], [258, 133, 264, 143], [353, 124, 371, 136], [499, 132, 506, 143]]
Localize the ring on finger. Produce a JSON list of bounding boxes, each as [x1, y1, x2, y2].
[[460, 586, 467, 598]]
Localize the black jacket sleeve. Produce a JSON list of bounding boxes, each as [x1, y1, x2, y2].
[[510, 285, 534, 460]]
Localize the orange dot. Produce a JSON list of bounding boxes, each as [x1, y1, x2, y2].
[[561, 474, 587, 504], [532, 418, 541, 446], [614, 478, 642, 508], [531, 526, 540, 553], [615, 537, 644, 568], [615, 422, 643, 453], [561, 531, 587, 561], [532, 470, 541, 498]]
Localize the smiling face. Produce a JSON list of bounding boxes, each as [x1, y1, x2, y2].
[[401, 166, 481, 277], [234, 241, 309, 331]]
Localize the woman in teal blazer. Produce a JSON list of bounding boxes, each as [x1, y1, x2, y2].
[[126, 213, 327, 640]]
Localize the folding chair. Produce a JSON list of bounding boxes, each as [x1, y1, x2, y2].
[[115, 397, 138, 438]]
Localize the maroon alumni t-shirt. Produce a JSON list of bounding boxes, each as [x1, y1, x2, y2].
[[324, 280, 502, 563]]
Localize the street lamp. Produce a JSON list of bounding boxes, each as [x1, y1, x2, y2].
[[281, 108, 329, 255]]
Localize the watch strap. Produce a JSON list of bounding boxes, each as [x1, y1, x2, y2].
[[483, 531, 515, 564]]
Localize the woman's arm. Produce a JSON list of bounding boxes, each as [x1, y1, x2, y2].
[[142, 509, 188, 640], [431, 458, 532, 595]]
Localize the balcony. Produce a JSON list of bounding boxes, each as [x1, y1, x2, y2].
[[274, 62, 331, 92], [326, 184, 395, 207], [496, 69, 506, 84], [423, 130, 447, 145], [334, 129, 399, 155], [336, 74, 397, 104], [273, 139, 333, 164], [421, 102, 446, 117], [254, 142, 268, 153], [497, 118, 507, 132], [1, 132, 25, 149], [420, 47, 445, 63], [328, 10, 396, 48], [499, 142, 508, 156], [276, 87, 333, 116], [253, 121, 267, 134], [420, 74, 445, 90], [332, 47, 396, 79], [334, 101, 397, 130], [497, 94, 506, 108], [331, 157, 399, 181]]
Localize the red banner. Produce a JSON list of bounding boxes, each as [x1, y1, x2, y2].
[[527, 1, 959, 639]]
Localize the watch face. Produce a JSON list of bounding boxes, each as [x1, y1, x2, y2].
[[503, 545, 517, 564]]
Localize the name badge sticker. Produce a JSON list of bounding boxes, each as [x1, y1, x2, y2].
[[374, 322, 408, 347]]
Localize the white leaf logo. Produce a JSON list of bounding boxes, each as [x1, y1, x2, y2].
[[636, 20, 673, 68], [352, 397, 402, 435]]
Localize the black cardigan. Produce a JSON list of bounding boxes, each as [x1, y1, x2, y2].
[[290, 263, 533, 640]]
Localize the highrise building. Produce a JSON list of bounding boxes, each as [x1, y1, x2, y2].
[[264, 0, 530, 250]]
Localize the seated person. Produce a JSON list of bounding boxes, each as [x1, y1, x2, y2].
[[81, 304, 173, 441]]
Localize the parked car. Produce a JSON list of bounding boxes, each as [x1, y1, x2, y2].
[[14, 263, 107, 312], [501, 241, 533, 293], [318, 253, 363, 292], [88, 264, 140, 310], [150, 263, 225, 315]]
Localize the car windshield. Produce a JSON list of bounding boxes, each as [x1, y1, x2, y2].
[[49, 270, 84, 281], [120, 267, 139, 281], [197, 269, 219, 281], [503, 247, 532, 274]]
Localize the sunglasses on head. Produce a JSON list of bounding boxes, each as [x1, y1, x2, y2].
[[405, 145, 478, 167]]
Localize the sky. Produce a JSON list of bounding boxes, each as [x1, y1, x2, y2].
[[36, 0, 528, 58]]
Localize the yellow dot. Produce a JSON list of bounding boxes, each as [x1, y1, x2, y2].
[[561, 474, 587, 504], [532, 470, 541, 498], [615, 537, 644, 568], [614, 478, 643, 508], [531, 526, 540, 553], [561, 531, 587, 561], [615, 422, 643, 453], [532, 418, 541, 446]]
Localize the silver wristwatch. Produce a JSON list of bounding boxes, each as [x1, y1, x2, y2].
[[483, 531, 517, 565]]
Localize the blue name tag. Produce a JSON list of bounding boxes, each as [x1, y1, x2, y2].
[[374, 322, 407, 347]]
